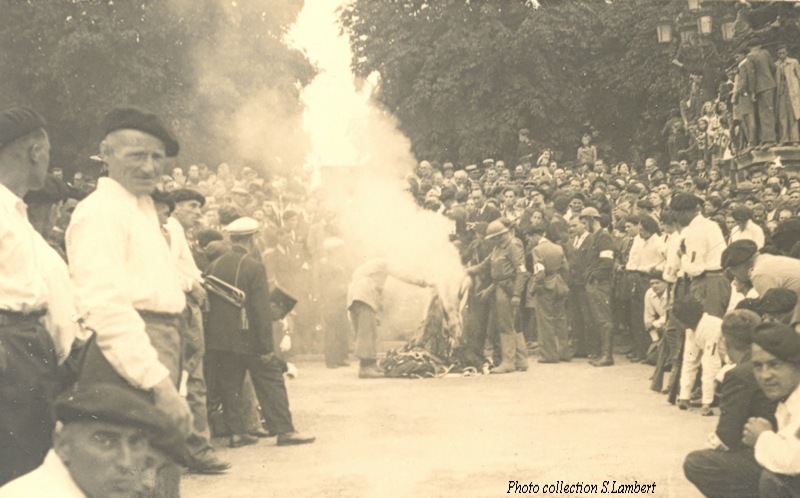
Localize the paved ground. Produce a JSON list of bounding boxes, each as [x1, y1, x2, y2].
[[183, 357, 712, 498]]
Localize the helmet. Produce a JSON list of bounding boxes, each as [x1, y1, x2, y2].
[[578, 207, 601, 219], [484, 220, 509, 240]]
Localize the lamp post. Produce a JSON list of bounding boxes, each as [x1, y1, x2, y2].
[[721, 15, 735, 41], [657, 20, 673, 44]]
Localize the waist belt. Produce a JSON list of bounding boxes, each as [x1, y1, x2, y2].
[[137, 309, 184, 325], [0, 308, 47, 327]]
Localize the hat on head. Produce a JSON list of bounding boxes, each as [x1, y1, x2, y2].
[[465, 164, 478, 172], [721, 239, 758, 269], [103, 107, 179, 157], [752, 322, 800, 364], [230, 186, 249, 196], [484, 220, 509, 239], [170, 188, 205, 208], [55, 382, 190, 465], [482, 158, 495, 166], [670, 193, 701, 211], [224, 216, 259, 235], [578, 207, 601, 219], [0, 106, 47, 152], [756, 288, 798, 315]]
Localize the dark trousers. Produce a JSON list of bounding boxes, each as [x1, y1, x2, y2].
[[690, 274, 731, 319], [211, 350, 294, 436], [323, 310, 349, 367], [756, 89, 777, 144], [586, 280, 613, 355], [760, 469, 800, 498], [0, 319, 59, 485], [629, 273, 648, 360], [684, 448, 762, 498], [533, 289, 570, 362], [567, 285, 593, 356], [182, 301, 211, 456], [465, 292, 491, 357]]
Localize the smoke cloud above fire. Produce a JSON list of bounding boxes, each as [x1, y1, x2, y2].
[[287, 0, 465, 318]]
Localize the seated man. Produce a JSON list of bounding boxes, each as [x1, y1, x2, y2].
[[0, 382, 188, 498], [684, 310, 777, 498], [742, 322, 800, 497]]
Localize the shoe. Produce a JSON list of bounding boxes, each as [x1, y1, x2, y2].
[[359, 365, 384, 379], [537, 359, 558, 364], [229, 433, 259, 448], [559, 357, 572, 362], [514, 333, 529, 372], [700, 407, 714, 417], [249, 429, 273, 438], [572, 351, 588, 359], [589, 356, 614, 367], [677, 399, 689, 411], [276, 431, 316, 446], [187, 451, 231, 474], [491, 334, 517, 374]]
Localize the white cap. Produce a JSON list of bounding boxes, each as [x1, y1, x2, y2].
[[225, 217, 259, 235]]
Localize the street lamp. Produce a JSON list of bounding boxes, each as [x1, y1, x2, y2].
[[687, 0, 701, 12], [697, 13, 713, 35], [678, 20, 697, 45], [657, 20, 673, 43], [721, 16, 735, 41]]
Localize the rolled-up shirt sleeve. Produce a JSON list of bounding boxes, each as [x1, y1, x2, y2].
[[67, 207, 169, 390], [754, 428, 800, 475]]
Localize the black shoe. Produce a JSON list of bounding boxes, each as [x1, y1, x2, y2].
[[188, 451, 231, 474], [537, 358, 559, 364], [678, 399, 689, 411], [229, 434, 259, 448], [276, 431, 316, 446], [590, 356, 614, 367], [249, 429, 273, 438], [572, 351, 588, 359]]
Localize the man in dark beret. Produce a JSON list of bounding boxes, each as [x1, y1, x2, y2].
[[757, 288, 798, 325], [0, 106, 84, 484], [684, 310, 776, 498], [0, 382, 189, 498], [66, 107, 191, 496], [742, 323, 800, 496], [723, 239, 800, 331]]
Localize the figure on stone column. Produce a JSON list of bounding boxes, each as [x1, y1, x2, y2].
[[745, 38, 777, 147], [775, 45, 800, 145]]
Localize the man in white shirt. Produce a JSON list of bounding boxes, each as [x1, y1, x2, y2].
[[672, 193, 730, 318], [0, 382, 188, 498], [67, 107, 191, 497], [0, 106, 82, 484], [742, 323, 800, 496]]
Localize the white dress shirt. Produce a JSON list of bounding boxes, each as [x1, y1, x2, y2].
[[729, 220, 765, 249], [662, 232, 683, 283], [643, 287, 668, 330], [0, 450, 86, 497], [626, 234, 666, 273], [0, 183, 80, 362], [67, 178, 185, 390], [164, 217, 202, 292], [755, 384, 800, 475], [679, 214, 727, 277]]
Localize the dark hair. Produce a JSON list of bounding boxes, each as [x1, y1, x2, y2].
[[150, 189, 175, 214], [672, 297, 705, 330]]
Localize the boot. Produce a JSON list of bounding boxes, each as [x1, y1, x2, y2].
[[491, 334, 517, 374], [514, 333, 528, 371], [590, 326, 614, 367]]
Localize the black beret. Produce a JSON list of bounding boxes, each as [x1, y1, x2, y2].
[[771, 219, 800, 254], [24, 174, 68, 205], [56, 382, 190, 465], [757, 288, 798, 315], [722, 309, 761, 344], [736, 298, 761, 313], [721, 239, 758, 269], [170, 188, 205, 207], [150, 189, 175, 212], [0, 106, 46, 151], [103, 107, 179, 157], [196, 228, 224, 248], [670, 193, 701, 211], [752, 322, 800, 364]]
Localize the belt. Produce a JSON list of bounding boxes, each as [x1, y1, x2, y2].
[[0, 308, 47, 327], [137, 309, 184, 325]]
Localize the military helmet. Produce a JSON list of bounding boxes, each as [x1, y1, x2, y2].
[[484, 220, 509, 239]]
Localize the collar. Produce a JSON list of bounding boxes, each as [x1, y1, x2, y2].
[[0, 182, 27, 218], [780, 383, 800, 416], [96, 177, 139, 209]]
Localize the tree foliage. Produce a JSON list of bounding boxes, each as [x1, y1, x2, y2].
[[0, 0, 313, 176], [341, 0, 720, 166]]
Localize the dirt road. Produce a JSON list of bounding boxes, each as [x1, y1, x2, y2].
[[183, 358, 710, 497]]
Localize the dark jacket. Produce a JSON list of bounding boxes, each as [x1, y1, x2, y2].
[[566, 234, 590, 287], [716, 360, 777, 451], [584, 228, 615, 284], [205, 245, 274, 355]]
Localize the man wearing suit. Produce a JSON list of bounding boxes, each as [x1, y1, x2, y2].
[[528, 224, 571, 363], [205, 217, 314, 448], [745, 38, 777, 146], [775, 45, 800, 145], [469, 185, 501, 223], [733, 48, 757, 148], [566, 217, 593, 358], [684, 310, 777, 498]]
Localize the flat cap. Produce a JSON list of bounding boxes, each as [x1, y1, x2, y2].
[[170, 188, 205, 207], [757, 288, 798, 315], [465, 164, 478, 172], [482, 158, 495, 166], [670, 193, 702, 211], [56, 382, 190, 465], [752, 322, 800, 364], [224, 216, 259, 235], [721, 239, 758, 269], [578, 207, 601, 219], [103, 107, 179, 157], [0, 106, 46, 151]]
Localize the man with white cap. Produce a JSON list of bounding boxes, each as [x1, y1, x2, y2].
[[205, 217, 314, 447]]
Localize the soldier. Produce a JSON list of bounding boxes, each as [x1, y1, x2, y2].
[[467, 220, 529, 373], [580, 207, 616, 367]]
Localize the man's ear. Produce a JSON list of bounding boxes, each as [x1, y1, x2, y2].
[[52, 424, 71, 464], [99, 139, 112, 161]]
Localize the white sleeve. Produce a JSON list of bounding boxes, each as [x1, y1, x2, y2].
[[755, 429, 800, 475]]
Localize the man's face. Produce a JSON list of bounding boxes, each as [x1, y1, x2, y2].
[[102, 130, 166, 197], [679, 160, 688, 171], [791, 190, 800, 202], [418, 162, 431, 178], [51, 168, 63, 180], [778, 48, 788, 61], [753, 204, 766, 221], [624, 222, 639, 238], [594, 160, 605, 174], [727, 261, 753, 285], [173, 200, 202, 230], [188, 165, 199, 180], [471, 190, 485, 207], [203, 209, 219, 227], [752, 344, 800, 401], [569, 179, 581, 192], [30, 132, 51, 190], [656, 184, 670, 199], [55, 421, 167, 498], [607, 185, 620, 200], [779, 209, 793, 222], [531, 192, 544, 206], [762, 189, 778, 210], [570, 198, 584, 213], [650, 279, 667, 295], [503, 190, 516, 207], [486, 169, 497, 182], [568, 217, 585, 237], [751, 173, 764, 186]]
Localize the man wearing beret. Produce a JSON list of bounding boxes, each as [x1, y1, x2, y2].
[[205, 217, 314, 446], [684, 311, 777, 498], [165, 188, 229, 474], [0, 106, 84, 484], [757, 288, 799, 325], [66, 107, 191, 497], [0, 382, 189, 498], [723, 239, 800, 332], [672, 192, 730, 318], [742, 323, 800, 496]]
